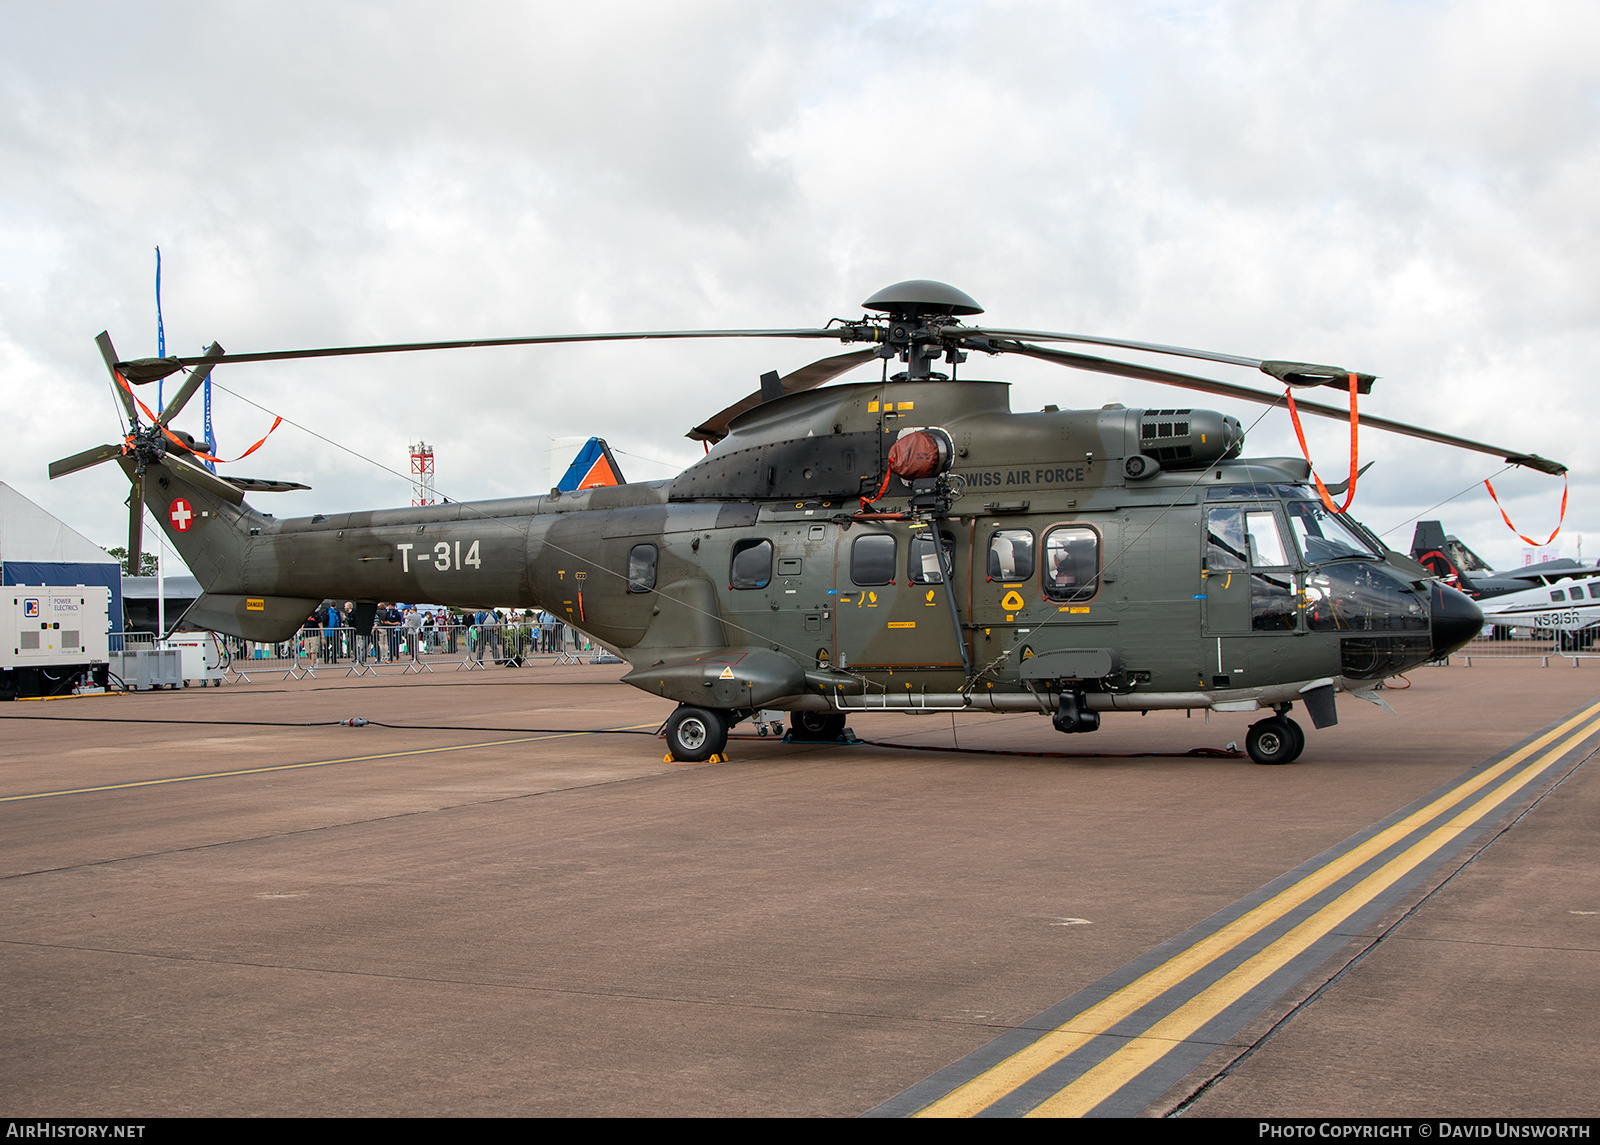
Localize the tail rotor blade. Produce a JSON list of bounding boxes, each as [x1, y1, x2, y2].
[[96, 332, 139, 428], [49, 442, 124, 480], [157, 342, 225, 426], [127, 471, 144, 575]]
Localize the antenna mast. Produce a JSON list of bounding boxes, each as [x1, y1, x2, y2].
[[410, 441, 436, 506]]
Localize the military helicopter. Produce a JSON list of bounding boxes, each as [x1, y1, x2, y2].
[[50, 280, 1564, 764]]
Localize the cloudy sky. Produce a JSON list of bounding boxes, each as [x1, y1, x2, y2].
[[3, 1, 1595, 572]]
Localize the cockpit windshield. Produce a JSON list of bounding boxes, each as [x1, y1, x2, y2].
[[1286, 499, 1384, 562]]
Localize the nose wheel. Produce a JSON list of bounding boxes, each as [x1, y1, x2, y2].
[[1246, 715, 1305, 765]]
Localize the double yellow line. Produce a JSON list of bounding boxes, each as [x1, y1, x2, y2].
[[916, 699, 1600, 1118]]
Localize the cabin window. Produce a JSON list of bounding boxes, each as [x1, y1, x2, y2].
[[851, 534, 896, 586], [626, 544, 657, 593], [1588, 584, 1600, 599], [909, 530, 957, 585], [730, 539, 772, 589], [987, 529, 1034, 582], [1551, 589, 1566, 602], [1042, 526, 1099, 602]]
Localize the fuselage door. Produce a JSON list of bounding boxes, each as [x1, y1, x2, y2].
[[1202, 502, 1300, 687], [833, 523, 965, 672]]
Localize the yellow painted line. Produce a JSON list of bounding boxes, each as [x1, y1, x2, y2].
[[14, 690, 122, 703], [0, 723, 662, 803], [915, 699, 1600, 1117], [1027, 715, 1594, 1116]]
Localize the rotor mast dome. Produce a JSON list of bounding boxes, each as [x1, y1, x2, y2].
[[862, 280, 984, 320]]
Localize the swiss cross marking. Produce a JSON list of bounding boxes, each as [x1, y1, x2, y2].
[[169, 498, 194, 532]]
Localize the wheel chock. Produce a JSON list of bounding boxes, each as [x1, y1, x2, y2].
[[663, 752, 730, 764]]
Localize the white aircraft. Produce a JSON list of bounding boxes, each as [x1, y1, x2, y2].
[[1479, 574, 1600, 649]]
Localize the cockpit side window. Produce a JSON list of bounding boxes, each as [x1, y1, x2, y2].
[[1245, 511, 1289, 567], [1206, 507, 1249, 571]]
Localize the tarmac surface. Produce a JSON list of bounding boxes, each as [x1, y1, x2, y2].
[[1, 658, 1596, 1117]]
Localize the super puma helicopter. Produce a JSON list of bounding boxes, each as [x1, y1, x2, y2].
[[52, 280, 1561, 764]]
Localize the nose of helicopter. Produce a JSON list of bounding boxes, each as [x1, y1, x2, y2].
[[1431, 581, 1483, 657]]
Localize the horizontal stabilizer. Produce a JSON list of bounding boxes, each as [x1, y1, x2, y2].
[[227, 477, 311, 493]]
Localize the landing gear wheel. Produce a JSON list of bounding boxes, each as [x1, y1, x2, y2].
[[1283, 717, 1305, 760], [790, 711, 846, 742], [1246, 716, 1301, 765], [664, 706, 728, 762]]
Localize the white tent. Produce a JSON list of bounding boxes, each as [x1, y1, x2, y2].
[[0, 482, 122, 627]]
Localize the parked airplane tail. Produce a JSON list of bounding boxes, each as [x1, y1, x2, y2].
[[1410, 519, 1491, 594], [557, 437, 626, 492]]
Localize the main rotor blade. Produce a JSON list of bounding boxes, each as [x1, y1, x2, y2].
[[117, 327, 852, 384], [49, 442, 124, 481], [164, 455, 245, 505], [96, 332, 138, 427], [156, 342, 225, 426], [687, 348, 880, 443], [964, 327, 1374, 393], [127, 471, 144, 576], [1003, 341, 1566, 476]]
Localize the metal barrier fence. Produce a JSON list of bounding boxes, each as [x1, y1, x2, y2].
[[109, 630, 155, 653], [218, 624, 604, 682], [108, 624, 608, 684], [1455, 625, 1600, 666]]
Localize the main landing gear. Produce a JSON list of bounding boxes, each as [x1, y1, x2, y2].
[[787, 711, 848, 742], [1245, 712, 1306, 765]]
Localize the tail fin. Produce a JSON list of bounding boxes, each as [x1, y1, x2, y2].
[[122, 455, 318, 641], [1411, 520, 1476, 593], [557, 437, 626, 491]]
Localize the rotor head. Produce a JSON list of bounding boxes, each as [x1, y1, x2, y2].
[[861, 280, 984, 321]]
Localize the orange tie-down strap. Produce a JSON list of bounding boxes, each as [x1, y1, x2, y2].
[[1486, 472, 1568, 547], [1284, 371, 1359, 514], [115, 369, 283, 464]]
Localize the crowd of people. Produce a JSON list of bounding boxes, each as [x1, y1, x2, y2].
[[292, 602, 579, 666]]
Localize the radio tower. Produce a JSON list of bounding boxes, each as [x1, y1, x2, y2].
[[410, 441, 437, 506]]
